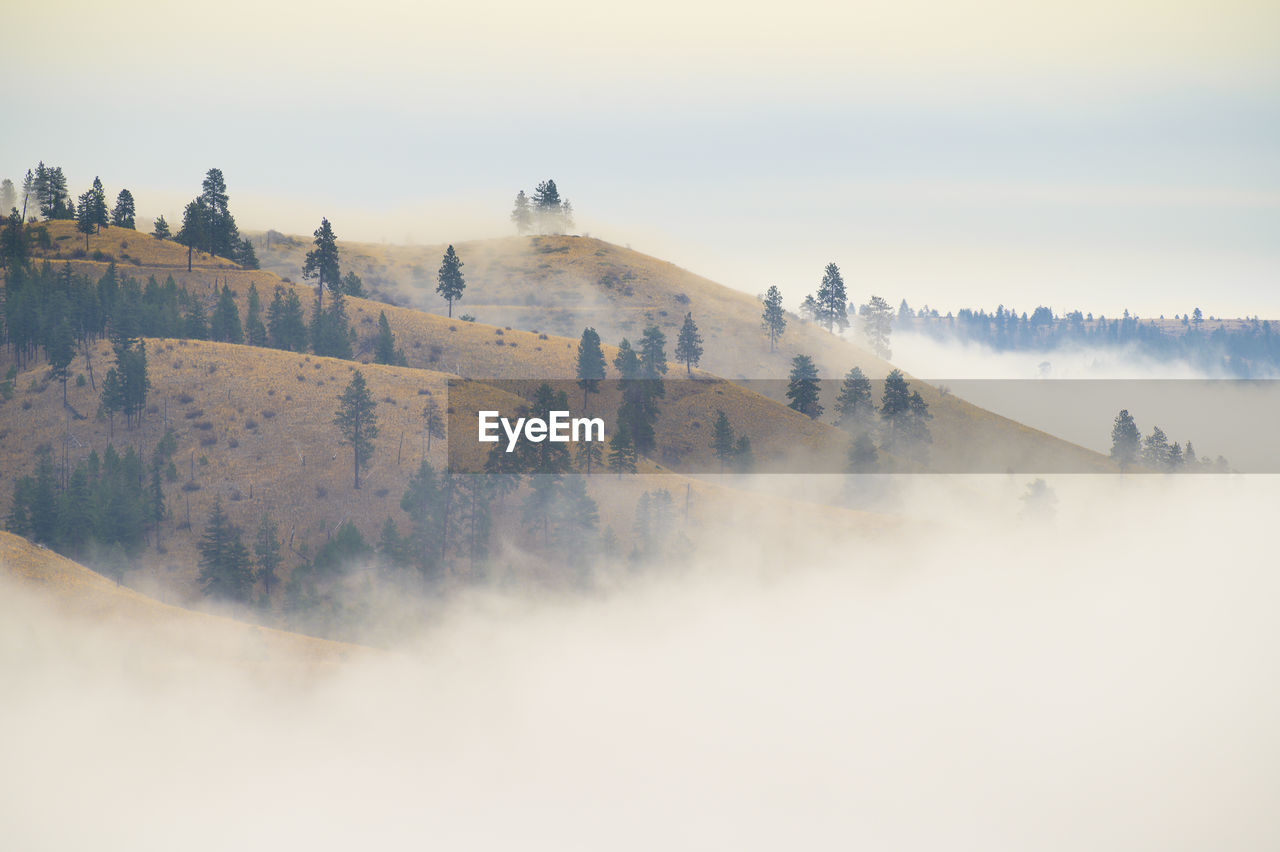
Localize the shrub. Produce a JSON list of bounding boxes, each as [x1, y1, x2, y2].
[[178, 393, 195, 404], [185, 408, 204, 419]]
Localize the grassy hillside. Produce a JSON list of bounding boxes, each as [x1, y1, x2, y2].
[[249, 227, 1118, 472], [0, 530, 357, 669]]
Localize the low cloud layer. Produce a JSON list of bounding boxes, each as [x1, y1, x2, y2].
[[3, 475, 1277, 850]]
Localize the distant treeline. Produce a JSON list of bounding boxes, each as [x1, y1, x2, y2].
[[897, 303, 1280, 377]]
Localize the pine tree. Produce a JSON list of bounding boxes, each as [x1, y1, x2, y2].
[[88, 177, 109, 229], [244, 282, 267, 346], [267, 287, 308, 351], [847, 432, 879, 473], [339, 271, 364, 297], [197, 499, 254, 603], [879, 369, 912, 447], [608, 423, 638, 476], [532, 180, 564, 234], [47, 315, 76, 404], [1143, 426, 1171, 470], [761, 285, 787, 351], [75, 190, 96, 250], [200, 168, 240, 258], [253, 514, 282, 600], [235, 236, 259, 270], [814, 263, 849, 332], [1110, 409, 1141, 468], [335, 370, 378, 489], [576, 435, 603, 475], [0, 178, 14, 213], [552, 476, 598, 565], [786, 354, 822, 418], [834, 366, 874, 430], [149, 460, 166, 549], [711, 410, 736, 471], [310, 289, 353, 358], [210, 284, 244, 343], [111, 189, 136, 229], [576, 327, 606, 410], [176, 198, 207, 271], [675, 312, 704, 376], [303, 217, 340, 314], [152, 214, 170, 240], [377, 516, 409, 570], [436, 245, 466, 317], [511, 190, 532, 235], [182, 292, 209, 339], [860, 295, 893, 359], [373, 311, 404, 365], [732, 435, 754, 473]]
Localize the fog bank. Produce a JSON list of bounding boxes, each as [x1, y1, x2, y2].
[[2, 475, 1278, 850]]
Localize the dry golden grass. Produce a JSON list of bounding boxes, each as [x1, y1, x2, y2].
[[27, 219, 240, 270], [252, 230, 1117, 472], [0, 530, 359, 668]]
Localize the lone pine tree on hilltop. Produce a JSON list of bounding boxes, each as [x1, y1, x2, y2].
[[335, 370, 379, 489]]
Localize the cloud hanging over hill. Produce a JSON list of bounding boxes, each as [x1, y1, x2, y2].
[[3, 474, 1277, 850]]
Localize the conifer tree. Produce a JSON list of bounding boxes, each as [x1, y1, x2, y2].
[[245, 282, 267, 346], [176, 198, 207, 271], [111, 189, 136, 229], [198, 499, 254, 603], [0, 178, 15, 214], [814, 263, 849, 332], [879, 369, 912, 445], [860, 295, 893, 359], [267, 287, 308, 351], [834, 366, 874, 430], [303, 218, 340, 314], [436, 245, 466, 317], [1110, 409, 1141, 469], [1143, 426, 1171, 470], [786, 354, 822, 418], [711, 410, 736, 471], [608, 423, 638, 476], [576, 327, 606, 410], [576, 434, 603, 475], [210, 284, 244, 343], [310, 289, 353, 358], [675, 312, 704, 376], [511, 190, 532, 235], [340, 271, 364, 297], [335, 370, 378, 489], [75, 190, 96, 249], [373, 311, 405, 365], [253, 514, 282, 600], [88, 177, 109, 229], [152, 214, 170, 240], [761, 285, 787, 351], [847, 433, 879, 473]]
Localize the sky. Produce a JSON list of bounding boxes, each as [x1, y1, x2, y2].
[[4, 0, 1278, 317]]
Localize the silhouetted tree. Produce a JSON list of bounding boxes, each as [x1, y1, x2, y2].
[[436, 245, 465, 317], [111, 189, 135, 229], [373, 311, 406, 365], [860, 295, 893, 359], [711, 410, 736, 471], [786, 354, 822, 417], [197, 499, 254, 603], [761, 285, 786, 351], [814, 263, 849, 332], [675, 312, 704, 376], [1110, 409, 1141, 468], [152, 214, 170, 240], [210, 284, 244, 343], [834, 366, 874, 430], [267, 286, 308, 351], [576, 327, 606, 410], [303, 217, 340, 314], [335, 370, 378, 489], [511, 190, 532, 235], [244, 282, 267, 346]]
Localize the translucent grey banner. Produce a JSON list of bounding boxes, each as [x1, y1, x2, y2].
[[444, 379, 1280, 473]]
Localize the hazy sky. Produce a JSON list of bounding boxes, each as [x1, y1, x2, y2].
[[4, 0, 1278, 316]]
